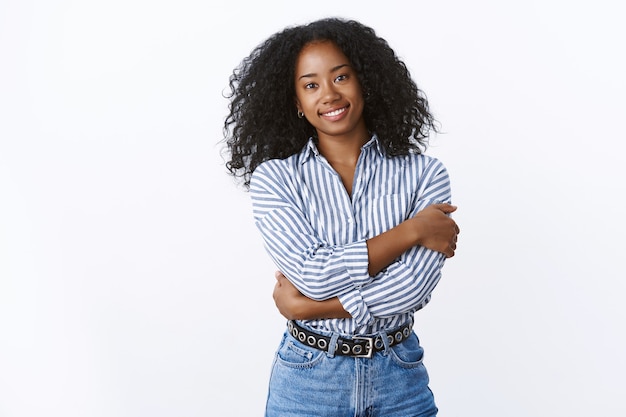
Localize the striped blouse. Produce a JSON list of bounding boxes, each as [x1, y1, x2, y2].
[[249, 135, 452, 335]]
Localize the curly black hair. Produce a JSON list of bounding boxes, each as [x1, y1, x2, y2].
[[222, 17, 438, 188]]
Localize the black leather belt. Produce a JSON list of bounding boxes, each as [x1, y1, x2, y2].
[[287, 320, 412, 358]]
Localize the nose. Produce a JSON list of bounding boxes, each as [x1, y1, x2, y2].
[[320, 81, 340, 104]]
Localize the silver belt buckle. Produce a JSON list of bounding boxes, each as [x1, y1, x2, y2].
[[352, 336, 374, 358]]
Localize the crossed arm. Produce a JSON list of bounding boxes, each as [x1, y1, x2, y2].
[[273, 203, 460, 320]]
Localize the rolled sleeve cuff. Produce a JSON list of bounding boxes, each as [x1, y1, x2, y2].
[[338, 289, 373, 327], [342, 240, 370, 287]]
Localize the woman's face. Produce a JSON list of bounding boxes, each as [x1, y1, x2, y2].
[[294, 40, 367, 142]]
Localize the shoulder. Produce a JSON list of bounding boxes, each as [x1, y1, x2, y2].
[[252, 140, 313, 185], [392, 152, 447, 174], [252, 154, 299, 181], [249, 153, 304, 198]]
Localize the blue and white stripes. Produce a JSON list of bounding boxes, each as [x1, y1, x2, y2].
[[250, 135, 452, 335]]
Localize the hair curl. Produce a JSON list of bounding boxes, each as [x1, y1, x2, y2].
[[222, 17, 438, 188]]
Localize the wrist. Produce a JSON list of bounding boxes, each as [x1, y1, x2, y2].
[[402, 217, 424, 247], [290, 297, 351, 321], [289, 295, 313, 321]]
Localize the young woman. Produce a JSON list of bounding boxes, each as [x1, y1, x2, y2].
[[223, 17, 459, 417]]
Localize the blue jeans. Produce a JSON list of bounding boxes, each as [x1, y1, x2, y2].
[[265, 324, 438, 417]]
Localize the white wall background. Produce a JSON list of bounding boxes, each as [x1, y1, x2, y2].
[[1, 1, 624, 416]]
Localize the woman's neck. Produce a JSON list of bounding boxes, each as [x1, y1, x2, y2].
[[316, 129, 370, 198], [316, 130, 370, 167]]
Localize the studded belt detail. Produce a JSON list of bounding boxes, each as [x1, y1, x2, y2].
[[287, 320, 412, 358]]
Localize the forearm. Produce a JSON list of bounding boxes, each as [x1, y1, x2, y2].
[[360, 248, 446, 317], [287, 297, 352, 321], [367, 203, 458, 276], [366, 219, 420, 276], [273, 271, 352, 320]]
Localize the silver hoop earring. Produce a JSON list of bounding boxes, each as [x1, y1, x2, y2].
[[297, 111, 304, 119]]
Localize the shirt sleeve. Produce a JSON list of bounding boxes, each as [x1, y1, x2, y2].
[[338, 158, 452, 324], [249, 162, 372, 303]]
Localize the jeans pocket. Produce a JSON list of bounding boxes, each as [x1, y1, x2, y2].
[[275, 333, 325, 369], [388, 333, 425, 369]]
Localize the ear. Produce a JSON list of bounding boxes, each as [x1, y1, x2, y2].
[[294, 98, 302, 113]]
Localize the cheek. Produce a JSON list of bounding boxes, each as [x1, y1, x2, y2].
[[352, 87, 365, 103], [296, 95, 316, 113]]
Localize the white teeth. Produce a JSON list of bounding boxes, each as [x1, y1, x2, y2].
[[323, 108, 346, 117]]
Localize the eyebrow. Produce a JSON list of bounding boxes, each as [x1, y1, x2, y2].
[[298, 64, 350, 80]]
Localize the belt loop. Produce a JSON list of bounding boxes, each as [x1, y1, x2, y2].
[[326, 333, 340, 358], [378, 328, 391, 355]]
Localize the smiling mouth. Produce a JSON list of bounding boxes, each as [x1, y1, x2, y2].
[[321, 106, 347, 117]]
